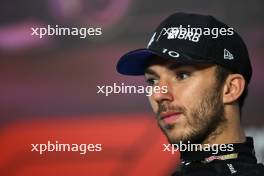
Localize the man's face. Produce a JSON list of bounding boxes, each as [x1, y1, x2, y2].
[[144, 57, 226, 144]]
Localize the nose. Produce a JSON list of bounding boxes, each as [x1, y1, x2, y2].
[[151, 82, 173, 104]]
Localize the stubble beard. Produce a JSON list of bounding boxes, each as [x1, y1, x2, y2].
[[157, 86, 226, 145]]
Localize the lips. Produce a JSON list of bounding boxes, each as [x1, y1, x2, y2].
[[160, 111, 182, 124]]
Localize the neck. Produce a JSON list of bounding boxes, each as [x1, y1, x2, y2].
[[202, 105, 245, 145]]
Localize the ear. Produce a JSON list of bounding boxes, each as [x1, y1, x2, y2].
[[222, 74, 245, 104]]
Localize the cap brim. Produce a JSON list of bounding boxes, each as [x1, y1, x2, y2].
[[116, 48, 215, 75], [116, 49, 158, 75]]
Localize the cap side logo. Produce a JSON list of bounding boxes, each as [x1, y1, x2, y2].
[[147, 32, 156, 48], [224, 49, 234, 60]]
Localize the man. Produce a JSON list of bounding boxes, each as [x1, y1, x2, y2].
[[116, 12, 264, 175]]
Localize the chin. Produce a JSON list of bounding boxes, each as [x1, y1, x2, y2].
[[159, 122, 190, 144], [166, 129, 187, 144]]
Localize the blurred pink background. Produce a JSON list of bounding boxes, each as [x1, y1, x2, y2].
[[0, 0, 263, 175]]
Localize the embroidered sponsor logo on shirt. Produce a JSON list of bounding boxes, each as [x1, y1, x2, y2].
[[227, 163, 237, 174]]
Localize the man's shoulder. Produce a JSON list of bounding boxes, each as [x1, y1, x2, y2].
[[171, 161, 264, 176], [212, 161, 264, 176], [235, 162, 264, 176]]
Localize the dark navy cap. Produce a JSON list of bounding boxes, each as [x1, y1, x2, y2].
[[116, 12, 252, 83]]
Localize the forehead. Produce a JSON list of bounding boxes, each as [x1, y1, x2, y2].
[[145, 57, 186, 72]]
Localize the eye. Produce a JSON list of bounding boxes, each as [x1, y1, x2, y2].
[[176, 71, 190, 80], [146, 78, 158, 86]]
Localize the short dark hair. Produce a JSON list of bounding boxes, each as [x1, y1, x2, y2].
[[214, 65, 248, 111]]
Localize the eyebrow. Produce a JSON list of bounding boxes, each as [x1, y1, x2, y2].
[[144, 68, 159, 77]]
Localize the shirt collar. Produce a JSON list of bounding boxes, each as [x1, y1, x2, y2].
[[180, 137, 257, 165]]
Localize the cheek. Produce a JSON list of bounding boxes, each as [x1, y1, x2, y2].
[[178, 81, 206, 110], [148, 96, 158, 113]]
